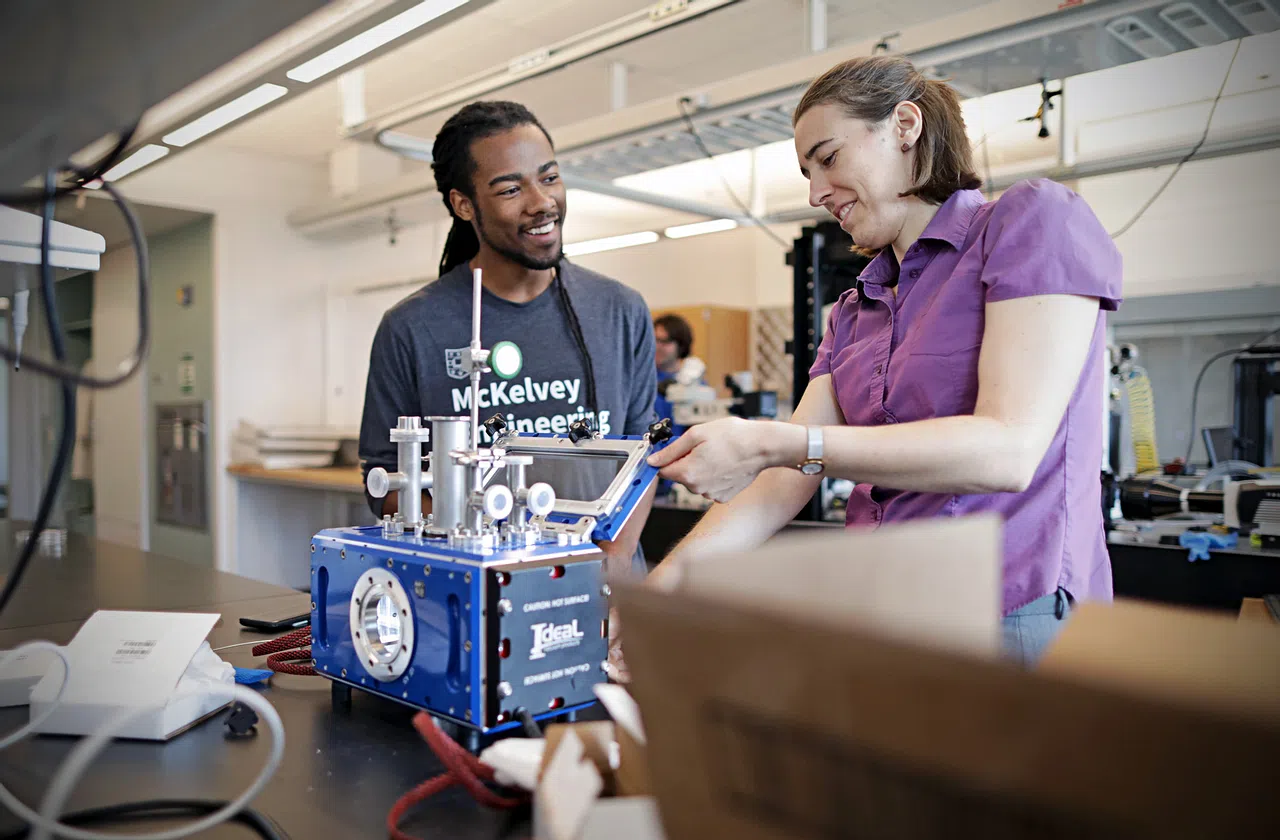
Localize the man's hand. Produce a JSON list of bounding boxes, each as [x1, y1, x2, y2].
[[647, 418, 803, 504]]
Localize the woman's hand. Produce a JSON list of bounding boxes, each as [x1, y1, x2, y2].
[[647, 418, 805, 503]]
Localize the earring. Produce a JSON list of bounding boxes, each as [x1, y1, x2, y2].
[[901, 142, 911, 152]]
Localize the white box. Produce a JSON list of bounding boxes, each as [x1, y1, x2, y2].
[[29, 611, 233, 741]]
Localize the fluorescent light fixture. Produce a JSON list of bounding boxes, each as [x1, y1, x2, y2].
[[563, 231, 659, 257], [87, 144, 171, 186], [664, 218, 739, 239], [287, 0, 471, 83], [162, 83, 289, 146]]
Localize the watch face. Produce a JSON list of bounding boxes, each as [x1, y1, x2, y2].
[[800, 462, 823, 476]]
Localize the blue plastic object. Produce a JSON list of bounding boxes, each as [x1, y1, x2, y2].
[[1178, 530, 1237, 562], [234, 667, 273, 685]]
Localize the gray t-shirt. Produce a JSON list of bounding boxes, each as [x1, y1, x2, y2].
[[359, 260, 656, 570]]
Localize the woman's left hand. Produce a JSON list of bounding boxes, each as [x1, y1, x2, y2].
[[647, 418, 799, 503]]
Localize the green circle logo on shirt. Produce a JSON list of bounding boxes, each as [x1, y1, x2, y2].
[[489, 341, 523, 380]]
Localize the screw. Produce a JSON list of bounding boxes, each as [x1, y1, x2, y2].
[[465, 572, 472, 583], [464, 641, 472, 653], [466, 684, 472, 693], [324, 665, 329, 672], [601, 583, 612, 597], [311, 601, 317, 610], [424, 567, 431, 576], [497, 682, 513, 698], [340, 549, 346, 559], [498, 598, 513, 615], [310, 544, 315, 553], [387, 559, 394, 568], [465, 710, 472, 721], [449, 572, 455, 580], [414, 580, 425, 598], [341, 669, 347, 677], [600, 662, 608, 672], [449, 707, 455, 715], [403, 692, 408, 699], [311, 659, 317, 666]]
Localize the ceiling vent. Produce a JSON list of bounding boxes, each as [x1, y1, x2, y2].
[[1217, 0, 1280, 34], [1106, 15, 1178, 58], [1160, 2, 1230, 44]]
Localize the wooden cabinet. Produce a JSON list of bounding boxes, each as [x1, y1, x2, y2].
[[652, 305, 751, 397]]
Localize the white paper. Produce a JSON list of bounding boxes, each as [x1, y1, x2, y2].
[[535, 728, 604, 840], [593, 683, 646, 745]]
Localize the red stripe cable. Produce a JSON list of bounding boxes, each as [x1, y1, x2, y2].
[[251, 627, 316, 676], [387, 712, 528, 840]]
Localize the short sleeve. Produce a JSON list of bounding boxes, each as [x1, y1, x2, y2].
[[809, 288, 858, 379], [359, 315, 419, 516], [980, 180, 1123, 311], [623, 295, 657, 436]]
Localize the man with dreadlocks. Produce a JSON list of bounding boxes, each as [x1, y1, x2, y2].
[[359, 100, 657, 579]]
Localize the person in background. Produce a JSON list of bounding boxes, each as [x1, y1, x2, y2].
[[358, 100, 657, 582], [644, 55, 1123, 666], [652, 313, 706, 439]]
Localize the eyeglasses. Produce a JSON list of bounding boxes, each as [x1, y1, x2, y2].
[[655, 337, 677, 346]]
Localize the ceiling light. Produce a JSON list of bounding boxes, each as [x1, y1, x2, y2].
[[563, 231, 659, 257], [162, 83, 289, 146], [286, 0, 471, 83], [83, 144, 171, 188], [664, 218, 739, 239]]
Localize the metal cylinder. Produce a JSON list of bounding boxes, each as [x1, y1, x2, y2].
[[428, 416, 470, 532], [396, 417, 424, 528]]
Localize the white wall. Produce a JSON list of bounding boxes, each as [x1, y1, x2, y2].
[[91, 243, 149, 548], [573, 223, 796, 309], [116, 144, 445, 575], [1076, 148, 1280, 298]]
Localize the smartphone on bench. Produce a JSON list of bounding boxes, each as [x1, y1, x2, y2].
[[239, 605, 311, 632]]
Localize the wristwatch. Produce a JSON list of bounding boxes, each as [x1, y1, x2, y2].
[[798, 426, 824, 476]]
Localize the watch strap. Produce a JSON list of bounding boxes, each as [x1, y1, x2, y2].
[[806, 426, 823, 462]]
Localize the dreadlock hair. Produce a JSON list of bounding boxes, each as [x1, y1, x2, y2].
[[432, 101, 555, 276]]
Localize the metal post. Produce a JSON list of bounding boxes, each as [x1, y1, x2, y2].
[[609, 61, 628, 111], [470, 267, 482, 452], [428, 417, 470, 532], [806, 0, 827, 53], [396, 417, 425, 528]]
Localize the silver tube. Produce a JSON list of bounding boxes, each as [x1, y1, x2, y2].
[[428, 416, 470, 532], [470, 267, 482, 452], [395, 417, 424, 528]]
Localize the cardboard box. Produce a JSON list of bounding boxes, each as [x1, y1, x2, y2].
[[534, 684, 662, 840], [614, 515, 1280, 839]]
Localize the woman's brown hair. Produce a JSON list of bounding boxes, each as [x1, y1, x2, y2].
[[794, 56, 981, 205]]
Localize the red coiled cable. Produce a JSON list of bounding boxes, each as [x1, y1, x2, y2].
[[251, 627, 316, 676], [387, 712, 528, 840]]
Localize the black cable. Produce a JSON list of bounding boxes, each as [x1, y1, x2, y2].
[[0, 178, 150, 387], [675, 98, 790, 250], [0, 123, 139, 205], [1110, 39, 1242, 240], [0, 173, 78, 619], [0, 799, 290, 840], [1181, 325, 1280, 467], [553, 268, 599, 430], [515, 708, 542, 739]]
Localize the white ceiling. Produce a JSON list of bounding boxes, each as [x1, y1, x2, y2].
[[210, 0, 978, 163]]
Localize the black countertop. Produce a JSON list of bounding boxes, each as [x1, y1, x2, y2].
[[0, 526, 531, 839]]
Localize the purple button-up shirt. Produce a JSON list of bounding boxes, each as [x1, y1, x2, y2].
[[810, 180, 1123, 615]]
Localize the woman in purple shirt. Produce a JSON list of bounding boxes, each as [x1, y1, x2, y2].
[[647, 56, 1123, 664]]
